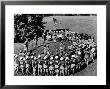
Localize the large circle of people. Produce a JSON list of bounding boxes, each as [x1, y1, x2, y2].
[[14, 30, 97, 76]]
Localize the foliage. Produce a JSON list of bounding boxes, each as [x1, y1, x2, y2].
[[14, 14, 46, 43]]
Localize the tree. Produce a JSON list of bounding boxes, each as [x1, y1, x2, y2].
[[14, 14, 46, 43]]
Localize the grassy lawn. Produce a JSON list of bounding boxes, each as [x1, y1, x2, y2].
[[14, 40, 71, 57], [43, 16, 97, 42], [14, 43, 24, 55]]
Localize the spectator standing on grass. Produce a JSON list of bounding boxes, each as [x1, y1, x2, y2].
[[25, 55, 30, 75], [19, 57, 25, 75], [14, 55, 20, 75], [33, 36, 37, 48], [24, 38, 29, 52], [43, 44, 50, 55]]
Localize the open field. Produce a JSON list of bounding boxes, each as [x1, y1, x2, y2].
[[14, 43, 24, 55], [14, 40, 71, 56], [43, 16, 97, 42]]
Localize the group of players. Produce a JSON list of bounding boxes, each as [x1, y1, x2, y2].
[[14, 30, 97, 76]]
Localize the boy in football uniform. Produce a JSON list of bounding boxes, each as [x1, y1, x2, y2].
[[24, 38, 28, 52], [38, 61, 42, 76], [43, 60, 48, 75], [70, 55, 76, 75], [54, 60, 59, 76], [25, 55, 30, 75], [31, 56, 37, 76], [65, 56, 70, 76], [84, 49, 90, 66], [14, 55, 20, 75], [49, 56, 54, 76], [75, 49, 82, 70], [90, 46, 96, 63], [59, 64, 64, 76], [59, 57, 64, 76], [20, 57, 25, 75]]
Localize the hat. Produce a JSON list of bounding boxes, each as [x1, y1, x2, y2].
[[71, 55, 75, 58], [34, 57, 37, 60], [50, 61, 52, 64], [39, 61, 41, 63], [65, 57, 69, 60], [50, 56, 53, 60], [55, 56, 58, 59], [60, 57, 64, 60], [44, 56, 47, 60], [31, 56, 34, 59], [78, 51, 81, 55], [38, 54, 41, 58], [26, 56, 29, 59]]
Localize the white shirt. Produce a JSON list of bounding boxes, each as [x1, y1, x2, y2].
[[60, 57, 63, 60]]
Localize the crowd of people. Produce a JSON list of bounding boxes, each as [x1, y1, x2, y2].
[[14, 29, 97, 76]]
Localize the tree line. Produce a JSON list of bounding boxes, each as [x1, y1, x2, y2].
[[14, 14, 46, 43]]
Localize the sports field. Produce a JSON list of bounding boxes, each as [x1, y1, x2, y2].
[[43, 16, 97, 42], [14, 16, 97, 76]]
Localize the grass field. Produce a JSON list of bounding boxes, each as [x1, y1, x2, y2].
[[43, 16, 97, 42], [14, 40, 71, 56], [14, 43, 24, 55]]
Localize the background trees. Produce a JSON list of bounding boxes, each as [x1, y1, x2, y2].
[[14, 14, 46, 43]]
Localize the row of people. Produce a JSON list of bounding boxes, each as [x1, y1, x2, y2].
[[14, 44, 96, 76]]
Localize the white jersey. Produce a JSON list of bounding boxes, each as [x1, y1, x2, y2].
[[49, 61, 53, 65], [60, 65, 64, 70], [71, 55, 75, 58], [55, 65, 59, 69], [26, 56, 29, 59], [38, 64, 42, 69], [65, 57, 69, 61], [77, 51, 81, 55], [71, 64, 75, 68], [26, 64, 30, 68], [43, 64, 47, 68], [49, 65, 54, 70]]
